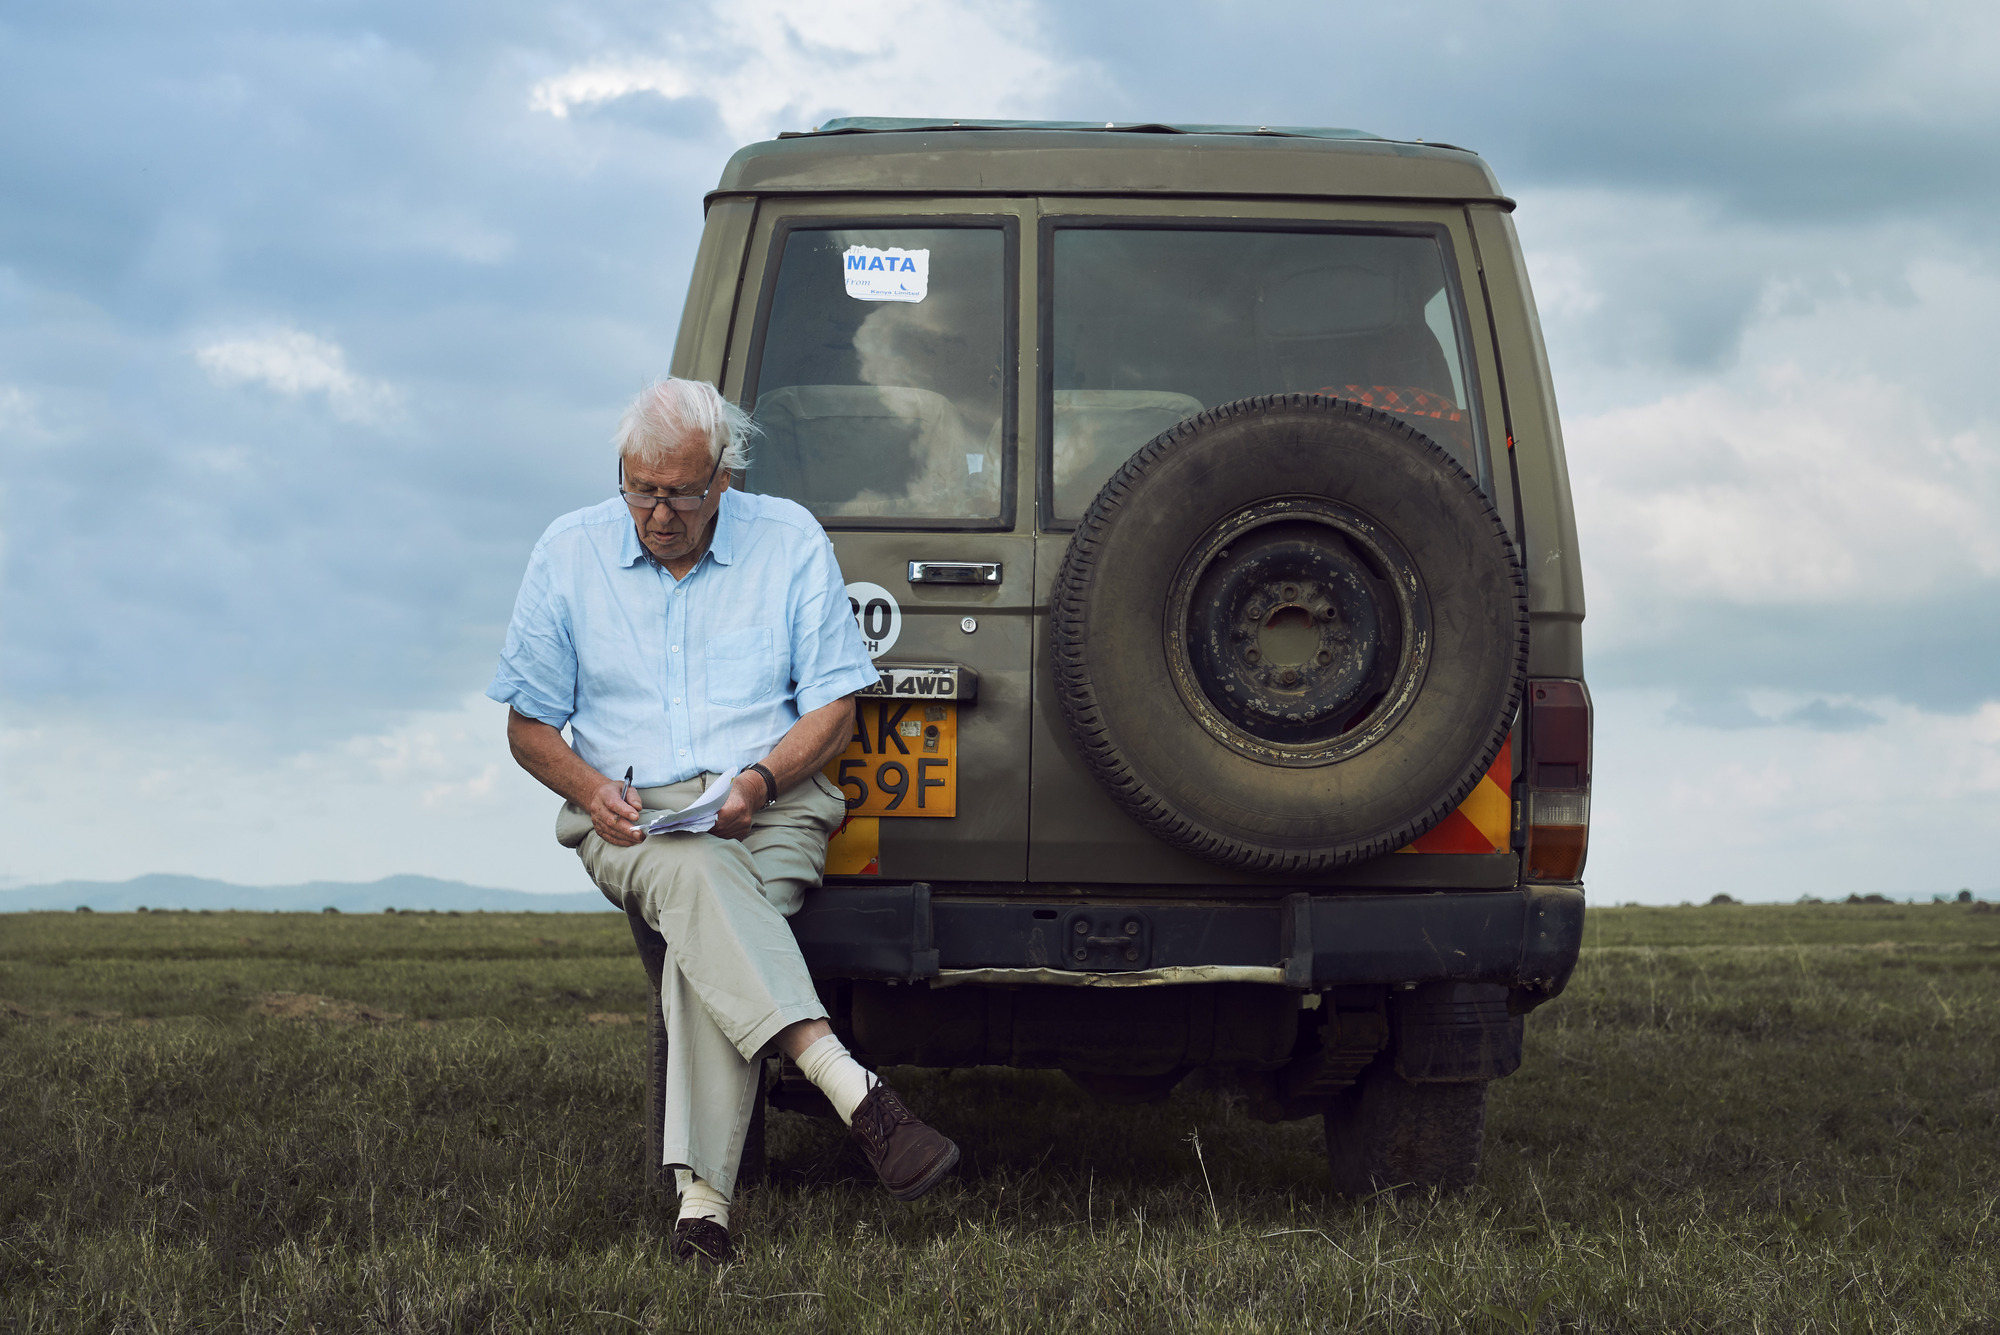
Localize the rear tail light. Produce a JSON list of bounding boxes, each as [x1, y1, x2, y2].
[[1522, 678, 1592, 881]]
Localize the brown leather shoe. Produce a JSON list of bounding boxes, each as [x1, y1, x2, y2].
[[849, 1082, 959, 1201], [671, 1217, 732, 1267]]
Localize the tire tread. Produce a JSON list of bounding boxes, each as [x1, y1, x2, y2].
[[1050, 393, 1529, 873]]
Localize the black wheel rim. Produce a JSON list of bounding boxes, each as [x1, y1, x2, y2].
[[1163, 497, 1431, 767]]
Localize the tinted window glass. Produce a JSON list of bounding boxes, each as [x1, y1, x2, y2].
[[1048, 228, 1475, 520], [746, 227, 1007, 523]]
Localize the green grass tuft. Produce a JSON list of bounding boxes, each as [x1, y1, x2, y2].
[[2, 904, 1997, 1332]]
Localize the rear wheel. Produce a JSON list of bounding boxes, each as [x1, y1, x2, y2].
[[1323, 1055, 1487, 1197]]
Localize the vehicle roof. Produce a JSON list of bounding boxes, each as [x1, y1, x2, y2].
[[711, 119, 1510, 206]]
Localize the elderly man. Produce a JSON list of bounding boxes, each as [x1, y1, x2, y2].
[[487, 377, 958, 1265]]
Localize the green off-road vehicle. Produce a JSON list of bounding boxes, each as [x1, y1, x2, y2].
[[624, 119, 1591, 1196]]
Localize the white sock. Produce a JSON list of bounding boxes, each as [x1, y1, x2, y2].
[[794, 1032, 879, 1127], [674, 1171, 730, 1230]]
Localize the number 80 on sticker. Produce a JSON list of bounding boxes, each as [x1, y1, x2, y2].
[[844, 581, 901, 657]]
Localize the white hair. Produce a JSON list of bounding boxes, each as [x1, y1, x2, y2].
[[612, 378, 756, 472]]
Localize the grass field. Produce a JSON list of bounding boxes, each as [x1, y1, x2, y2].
[[3, 902, 1997, 1332]]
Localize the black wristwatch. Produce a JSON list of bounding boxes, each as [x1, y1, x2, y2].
[[746, 763, 779, 808]]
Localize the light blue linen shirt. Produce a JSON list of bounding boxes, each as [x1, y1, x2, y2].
[[486, 489, 878, 787]]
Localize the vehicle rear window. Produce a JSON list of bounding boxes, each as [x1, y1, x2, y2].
[[1047, 227, 1477, 521], [744, 226, 1008, 526]]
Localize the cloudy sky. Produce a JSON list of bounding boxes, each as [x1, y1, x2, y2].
[[3, 0, 1995, 903]]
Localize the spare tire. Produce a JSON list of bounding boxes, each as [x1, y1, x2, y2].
[[1051, 394, 1527, 873]]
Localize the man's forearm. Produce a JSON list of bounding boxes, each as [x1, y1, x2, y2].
[[755, 695, 856, 795], [506, 710, 613, 808], [509, 696, 853, 809]]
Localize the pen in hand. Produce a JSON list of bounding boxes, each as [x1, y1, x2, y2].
[[619, 766, 633, 810]]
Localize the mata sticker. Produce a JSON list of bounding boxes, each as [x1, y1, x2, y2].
[[843, 246, 929, 303], [845, 581, 902, 657]]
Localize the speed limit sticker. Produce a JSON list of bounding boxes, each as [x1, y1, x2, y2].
[[845, 581, 902, 658]]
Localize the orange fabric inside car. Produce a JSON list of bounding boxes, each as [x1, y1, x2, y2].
[[1311, 386, 1473, 458]]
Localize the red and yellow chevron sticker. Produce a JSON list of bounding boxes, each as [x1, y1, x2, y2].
[[824, 814, 880, 876], [1400, 738, 1512, 854]]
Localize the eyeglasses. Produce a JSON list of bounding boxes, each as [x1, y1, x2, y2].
[[619, 451, 724, 514]]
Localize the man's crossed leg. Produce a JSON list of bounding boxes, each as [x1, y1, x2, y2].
[[562, 773, 957, 1265]]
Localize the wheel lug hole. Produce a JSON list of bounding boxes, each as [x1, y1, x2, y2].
[[1245, 648, 1260, 663], [1316, 650, 1333, 666]]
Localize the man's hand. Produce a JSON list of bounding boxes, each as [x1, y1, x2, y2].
[[588, 779, 646, 847], [710, 773, 767, 842], [507, 710, 650, 846], [711, 697, 855, 841], [505, 698, 856, 848]]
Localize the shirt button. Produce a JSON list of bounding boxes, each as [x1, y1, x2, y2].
[[673, 698, 681, 705], [678, 749, 688, 757], [670, 645, 679, 653]]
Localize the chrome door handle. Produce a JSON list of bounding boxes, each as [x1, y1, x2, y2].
[[907, 561, 1002, 585]]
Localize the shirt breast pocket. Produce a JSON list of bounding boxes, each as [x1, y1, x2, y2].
[[705, 626, 784, 709]]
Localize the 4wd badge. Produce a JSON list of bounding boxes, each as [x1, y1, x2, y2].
[[858, 664, 978, 702]]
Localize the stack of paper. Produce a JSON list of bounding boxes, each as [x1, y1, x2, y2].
[[631, 769, 739, 836]]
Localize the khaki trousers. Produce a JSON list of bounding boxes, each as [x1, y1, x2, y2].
[[557, 769, 849, 1197]]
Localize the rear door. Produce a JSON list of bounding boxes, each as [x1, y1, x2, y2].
[[721, 203, 1033, 881], [1027, 199, 1520, 887]]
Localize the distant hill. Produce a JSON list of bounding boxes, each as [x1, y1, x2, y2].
[[0, 873, 618, 914]]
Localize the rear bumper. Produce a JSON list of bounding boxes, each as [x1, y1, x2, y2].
[[790, 883, 1585, 1005]]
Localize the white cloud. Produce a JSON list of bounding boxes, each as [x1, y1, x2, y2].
[[1787, 3, 2000, 125], [335, 198, 516, 265], [1523, 250, 1600, 325], [1570, 365, 2000, 624], [1590, 688, 2000, 902], [1520, 186, 2000, 668], [195, 328, 402, 425], [1517, 190, 2000, 899], [0, 384, 58, 446], [0, 695, 586, 893], [1512, 188, 1977, 407], [529, 0, 1093, 144]]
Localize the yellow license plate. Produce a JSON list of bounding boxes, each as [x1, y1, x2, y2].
[[824, 700, 957, 817]]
